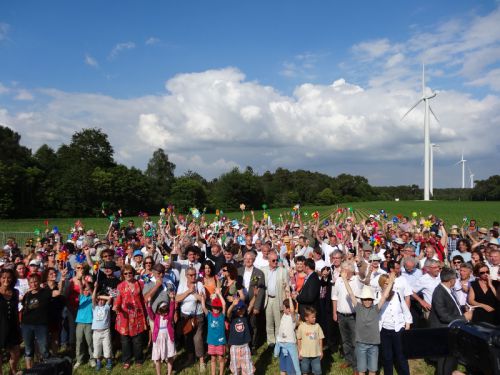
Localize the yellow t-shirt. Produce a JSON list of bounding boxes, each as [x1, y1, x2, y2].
[[296, 322, 324, 357]]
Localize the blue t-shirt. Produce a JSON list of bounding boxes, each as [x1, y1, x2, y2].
[[76, 294, 93, 324], [207, 311, 226, 346], [92, 304, 111, 330], [228, 313, 251, 346]]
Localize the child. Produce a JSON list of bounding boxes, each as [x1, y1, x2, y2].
[[147, 291, 176, 375], [201, 289, 226, 375], [74, 276, 95, 369], [227, 294, 256, 375], [341, 271, 395, 375], [274, 290, 300, 375], [296, 306, 324, 375], [91, 284, 113, 371]]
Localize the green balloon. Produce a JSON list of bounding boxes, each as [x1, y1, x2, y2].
[[262, 204, 268, 210]]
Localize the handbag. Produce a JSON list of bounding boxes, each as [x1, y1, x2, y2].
[[181, 315, 198, 335]]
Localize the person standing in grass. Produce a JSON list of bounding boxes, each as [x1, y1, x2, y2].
[[296, 306, 324, 375], [201, 290, 227, 375], [274, 290, 300, 375], [74, 272, 95, 369], [92, 286, 113, 371], [341, 271, 395, 375]]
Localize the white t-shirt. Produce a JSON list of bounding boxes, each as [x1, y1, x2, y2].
[[277, 313, 296, 343], [177, 281, 205, 316], [254, 253, 269, 269]]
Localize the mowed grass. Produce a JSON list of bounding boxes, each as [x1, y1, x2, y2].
[[2, 346, 435, 375], [0, 201, 498, 236]]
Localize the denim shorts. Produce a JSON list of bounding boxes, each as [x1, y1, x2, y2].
[[300, 356, 321, 375], [355, 342, 378, 372]]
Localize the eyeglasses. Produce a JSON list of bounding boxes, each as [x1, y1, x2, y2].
[[144, 262, 153, 265], [269, 259, 278, 263], [122, 272, 133, 276], [479, 271, 489, 275], [187, 274, 196, 277], [76, 267, 83, 270]]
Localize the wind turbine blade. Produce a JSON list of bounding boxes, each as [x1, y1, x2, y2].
[[429, 106, 439, 123], [401, 99, 423, 120]]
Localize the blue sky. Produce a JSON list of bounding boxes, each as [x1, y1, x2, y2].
[[1, 0, 499, 187]]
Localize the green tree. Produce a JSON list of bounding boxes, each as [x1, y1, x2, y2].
[[145, 149, 176, 206], [316, 187, 339, 205], [170, 177, 208, 212], [471, 175, 500, 201]]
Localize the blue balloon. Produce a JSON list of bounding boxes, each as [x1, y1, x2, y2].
[[380, 209, 385, 214], [392, 217, 399, 223]]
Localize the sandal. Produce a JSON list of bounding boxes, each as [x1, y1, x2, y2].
[[123, 363, 130, 370]]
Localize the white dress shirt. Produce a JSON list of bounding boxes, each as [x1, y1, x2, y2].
[[379, 292, 413, 331], [412, 273, 440, 304], [243, 267, 253, 291], [331, 276, 363, 314]]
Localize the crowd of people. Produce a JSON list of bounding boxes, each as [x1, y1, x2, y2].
[[0, 209, 498, 375]]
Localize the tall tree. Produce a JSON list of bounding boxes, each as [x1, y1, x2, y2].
[[145, 149, 176, 206]]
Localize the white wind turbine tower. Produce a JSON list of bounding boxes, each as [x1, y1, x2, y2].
[[468, 167, 474, 189], [456, 152, 467, 188], [430, 143, 439, 196], [402, 64, 438, 201]]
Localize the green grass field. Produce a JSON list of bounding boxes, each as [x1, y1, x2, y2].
[[0, 201, 498, 236]]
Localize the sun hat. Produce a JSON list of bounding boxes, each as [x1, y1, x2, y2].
[[368, 254, 381, 262], [358, 285, 375, 300], [211, 298, 223, 308], [133, 250, 143, 257]]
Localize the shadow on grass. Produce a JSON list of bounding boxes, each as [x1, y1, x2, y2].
[[254, 345, 274, 374]]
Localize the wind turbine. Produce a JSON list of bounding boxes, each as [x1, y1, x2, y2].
[[456, 152, 467, 188], [402, 64, 438, 201], [468, 167, 474, 189], [430, 143, 439, 196]]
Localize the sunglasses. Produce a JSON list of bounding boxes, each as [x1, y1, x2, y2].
[[479, 271, 489, 275], [453, 261, 462, 264], [144, 262, 153, 265], [122, 272, 133, 276], [222, 269, 227, 272], [269, 259, 278, 263]]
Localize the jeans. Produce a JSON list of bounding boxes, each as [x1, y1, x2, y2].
[[121, 333, 144, 364], [338, 313, 357, 370], [21, 324, 49, 360], [355, 342, 379, 372], [300, 356, 322, 375], [380, 328, 410, 375]]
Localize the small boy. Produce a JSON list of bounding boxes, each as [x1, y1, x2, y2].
[[227, 295, 256, 375], [92, 285, 113, 371], [296, 306, 324, 375], [74, 276, 95, 369]]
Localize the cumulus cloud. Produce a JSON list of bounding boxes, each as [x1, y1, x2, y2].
[[109, 41, 136, 59], [1, 66, 499, 187], [84, 53, 99, 68]]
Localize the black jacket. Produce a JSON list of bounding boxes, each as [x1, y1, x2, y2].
[[429, 283, 465, 328], [297, 271, 321, 317]]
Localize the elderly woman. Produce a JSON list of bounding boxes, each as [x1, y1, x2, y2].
[[0, 268, 22, 374], [114, 265, 148, 369], [176, 266, 206, 371]]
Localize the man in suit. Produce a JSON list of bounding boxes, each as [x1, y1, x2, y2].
[[429, 267, 472, 375], [261, 251, 289, 346], [296, 258, 321, 318], [238, 251, 265, 351]]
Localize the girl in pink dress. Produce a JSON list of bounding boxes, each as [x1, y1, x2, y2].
[[147, 291, 176, 375]]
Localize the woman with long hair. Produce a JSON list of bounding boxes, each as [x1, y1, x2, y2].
[[42, 266, 67, 354]]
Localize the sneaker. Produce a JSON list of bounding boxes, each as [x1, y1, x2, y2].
[[73, 362, 81, 370], [95, 359, 101, 371], [89, 359, 96, 368], [106, 359, 113, 371]]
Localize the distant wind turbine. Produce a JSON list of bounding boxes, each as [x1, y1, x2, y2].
[[468, 167, 474, 189], [402, 64, 438, 201], [456, 152, 467, 189]]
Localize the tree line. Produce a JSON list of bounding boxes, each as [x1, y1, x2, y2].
[[0, 126, 498, 218]]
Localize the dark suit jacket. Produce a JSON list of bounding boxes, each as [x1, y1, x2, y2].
[[429, 283, 465, 328], [297, 271, 321, 316], [238, 266, 265, 312]]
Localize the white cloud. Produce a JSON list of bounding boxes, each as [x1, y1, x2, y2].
[[1, 67, 499, 186], [352, 38, 393, 60], [145, 37, 160, 45], [280, 52, 322, 79], [14, 89, 34, 101], [0, 82, 9, 94], [0, 22, 9, 41], [109, 42, 136, 59], [84, 53, 99, 68]]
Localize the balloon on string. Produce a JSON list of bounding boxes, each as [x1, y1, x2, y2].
[[379, 209, 385, 214], [262, 204, 268, 210], [52, 226, 59, 234], [323, 220, 329, 226], [392, 217, 399, 223], [412, 212, 418, 218], [312, 211, 319, 219], [216, 209, 220, 216], [34, 228, 41, 236]]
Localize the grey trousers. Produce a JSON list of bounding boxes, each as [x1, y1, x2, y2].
[[265, 298, 282, 344], [338, 314, 357, 370], [76, 323, 94, 364]]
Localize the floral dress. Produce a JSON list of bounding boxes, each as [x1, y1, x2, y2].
[[114, 280, 147, 336]]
